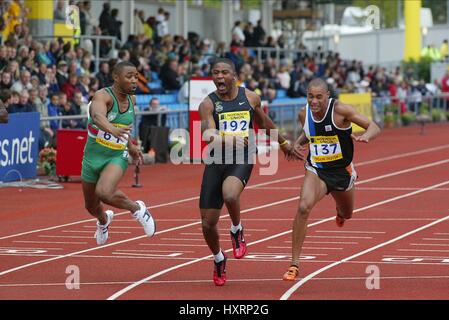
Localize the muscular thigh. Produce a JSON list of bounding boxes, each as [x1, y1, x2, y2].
[[96, 163, 126, 195], [300, 169, 328, 208], [331, 187, 355, 217]]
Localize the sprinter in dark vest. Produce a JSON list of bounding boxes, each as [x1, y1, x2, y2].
[[282, 78, 381, 281], [198, 58, 303, 286]]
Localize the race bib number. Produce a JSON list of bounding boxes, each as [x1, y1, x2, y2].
[[96, 124, 129, 150], [219, 111, 250, 137], [309, 135, 343, 163]]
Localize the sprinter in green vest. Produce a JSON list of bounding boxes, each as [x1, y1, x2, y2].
[[82, 61, 156, 245]]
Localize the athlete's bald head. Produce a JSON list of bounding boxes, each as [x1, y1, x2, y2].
[[307, 78, 329, 92]]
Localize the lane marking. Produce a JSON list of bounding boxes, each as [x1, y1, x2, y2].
[[2, 144, 448, 240], [107, 180, 449, 300], [280, 212, 449, 300]]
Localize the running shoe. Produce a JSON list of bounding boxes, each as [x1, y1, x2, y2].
[[134, 200, 156, 237], [230, 227, 247, 259], [94, 210, 114, 245], [336, 214, 345, 228], [282, 265, 299, 281], [213, 252, 227, 286]]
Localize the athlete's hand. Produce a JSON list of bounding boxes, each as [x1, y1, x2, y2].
[[110, 125, 132, 141], [291, 142, 306, 161], [128, 144, 144, 166], [351, 133, 370, 143], [281, 142, 305, 161]]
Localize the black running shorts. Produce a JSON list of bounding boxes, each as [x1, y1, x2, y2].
[[305, 162, 357, 194], [199, 164, 253, 209]]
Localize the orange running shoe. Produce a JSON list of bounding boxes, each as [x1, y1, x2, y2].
[[283, 265, 299, 281], [336, 214, 345, 228], [213, 252, 227, 286]]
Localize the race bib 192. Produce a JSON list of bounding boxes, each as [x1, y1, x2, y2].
[[219, 111, 250, 137], [309, 135, 343, 163], [96, 124, 129, 150]]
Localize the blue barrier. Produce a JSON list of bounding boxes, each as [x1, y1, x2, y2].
[[0, 112, 40, 182]]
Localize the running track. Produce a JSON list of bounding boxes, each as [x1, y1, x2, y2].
[[0, 124, 449, 300]]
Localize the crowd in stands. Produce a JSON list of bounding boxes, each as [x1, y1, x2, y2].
[[0, 0, 448, 151]]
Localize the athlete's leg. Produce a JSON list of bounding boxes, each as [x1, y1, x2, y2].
[[95, 163, 140, 213], [200, 208, 222, 255], [82, 180, 107, 224], [222, 176, 245, 226], [331, 186, 355, 220], [290, 169, 328, 268]]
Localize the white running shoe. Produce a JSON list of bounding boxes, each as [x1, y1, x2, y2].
[[134, 200, 156, 237], [94, 210, 114, 245]]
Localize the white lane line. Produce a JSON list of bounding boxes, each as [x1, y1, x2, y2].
[[180, 233, 252, 237], [12, 241, 88, 245], [304, 241, 358, 245], [280, 213, 449, 300], [62, 230, 131, 234], [315, 230, 386, 234], [251, 187, 449, 191], [268, 246, 343, 250], [4, 274, 449, 288], [0, 196, 300, 277], [397, 249, 449, 253], [306, 236, 372, 239], [160, 238, 231, 242], [422, 238, 449, 241], [38, 235, 93, 239], [0, 247, 63, 251], [115, 249, 195, 253], [2, 144, 447, 241], [434, 233, 449, 236], [139, 243, 208, 247], [107, 180, 449, 300], [410, 243, 449, 247], [382, 254, 449, 259]]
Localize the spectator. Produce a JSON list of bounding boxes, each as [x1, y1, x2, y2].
[[243, 22, 254, 47], [99, 2, 113, 35], [11, 70, 32, 92], [47, 92, 61, 131], [134, 9, 145, 37], [77, 73, 90, 100], [61, 91, 84, 129], [232, 21, 245, 43], [0, 71, 13, 90], [253, 19, 266, 47], [96, 61, 113, 89], [110, 8, 122, 41], [157, 11, 170, 38], [53, 0, 66, 20], [81, 1, 95, 36], [33, 85, 54, 148], [35, 62, 48, 85], [62, 73, 80, 100], [160, 58, 182, 90], [56, 60, 69, 88], [441, 68, 449, 105], [9, 89, 35, 113]]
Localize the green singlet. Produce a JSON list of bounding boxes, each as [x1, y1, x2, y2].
[[81, 87, 135, 183]]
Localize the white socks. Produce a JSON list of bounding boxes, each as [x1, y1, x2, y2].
[[214, 250, 224, 263], [231, 222, 242, 234]]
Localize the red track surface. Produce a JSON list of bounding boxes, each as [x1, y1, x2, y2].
[[1, 124, 449, 300]]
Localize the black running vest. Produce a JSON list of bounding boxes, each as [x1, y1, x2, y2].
[[207, 86, 256, 164], [304, 98, 354, 170]]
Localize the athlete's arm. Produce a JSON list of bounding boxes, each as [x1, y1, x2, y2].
[[336, 102, 381, 143], [198, 97, 221, 145], [248, 90, 301, 159], [0, 99, 8, 124], [294, 108, 309, 146], [90, 90, 130, 140]]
